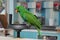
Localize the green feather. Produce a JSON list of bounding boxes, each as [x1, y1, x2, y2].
[[16, 6, 42, 36]]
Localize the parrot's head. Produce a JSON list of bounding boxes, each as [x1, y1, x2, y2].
[[15, 6, 26, 13]]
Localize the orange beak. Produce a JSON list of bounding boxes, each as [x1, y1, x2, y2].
[[15, 9, 18, 13]]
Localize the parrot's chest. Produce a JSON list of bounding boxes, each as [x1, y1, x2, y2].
[[20, 13, 27, 21]]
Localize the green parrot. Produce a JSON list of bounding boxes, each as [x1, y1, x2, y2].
[[16, 6, 42, 36]]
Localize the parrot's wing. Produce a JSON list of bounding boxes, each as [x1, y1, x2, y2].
[[22, 13, 41, 29], [23, 13, 42, 36]]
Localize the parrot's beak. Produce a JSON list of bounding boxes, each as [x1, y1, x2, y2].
[[15, 9, 18, 13]]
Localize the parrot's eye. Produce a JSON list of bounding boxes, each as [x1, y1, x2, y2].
[[18, 11, 20, 12]]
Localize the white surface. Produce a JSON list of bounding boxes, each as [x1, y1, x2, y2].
[[22, 29, 58, 33], [0, 28, 4, 31], [0, 9, 5, 15], [44, 2, 53, 8], [28, 2, 36, 8], [29, 9, 37, 15], [49, 18, 54, 26], [0, 36, 42, 40]]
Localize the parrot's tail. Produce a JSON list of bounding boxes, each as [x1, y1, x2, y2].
[[35, 26, 42, 37], [37, 28, 41, 36]]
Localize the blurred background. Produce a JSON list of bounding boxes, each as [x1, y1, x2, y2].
[[0, 0, 60, 40]]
